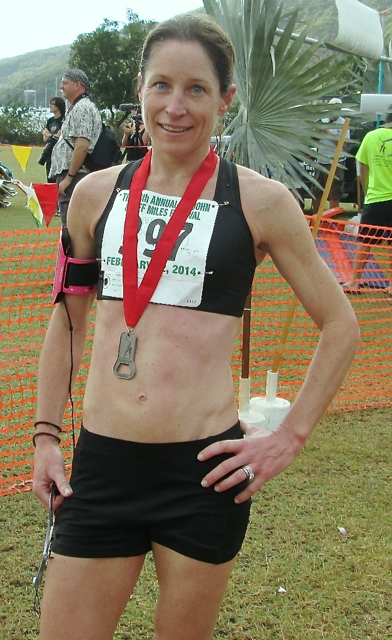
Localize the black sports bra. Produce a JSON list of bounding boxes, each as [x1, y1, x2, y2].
[[95, 158, 256, 318]]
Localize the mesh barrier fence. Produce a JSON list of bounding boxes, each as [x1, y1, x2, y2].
[[1, 220, 391, 496]]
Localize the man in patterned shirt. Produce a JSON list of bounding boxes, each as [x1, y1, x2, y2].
[[50, 69, 102, 224]]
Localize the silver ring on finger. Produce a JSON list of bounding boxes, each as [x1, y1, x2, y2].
[[242, 465, 255, 482]]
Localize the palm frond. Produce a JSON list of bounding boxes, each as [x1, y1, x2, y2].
[[203, 0, 359, 194]]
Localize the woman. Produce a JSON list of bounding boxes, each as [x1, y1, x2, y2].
[[33, 14, 359, 640], [121, 107, 151, 162], [41, 96, 66, 181]]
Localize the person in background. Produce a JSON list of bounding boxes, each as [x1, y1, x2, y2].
[[121, 107, 151, 162], [342, 107, 392, 297], [312, 97, 350, 214], [41, 97, 65, 182], [33, 15, 359, 640], [49, 69, 102, 224]]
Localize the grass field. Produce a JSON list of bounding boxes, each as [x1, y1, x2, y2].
[[1, 143, 391, 639], [0, 409, 391, 640]]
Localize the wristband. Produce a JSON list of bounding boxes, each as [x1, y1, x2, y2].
[[32, 432, 61, 447], [34, 421, 62, 433], [67, 172, 76, 178]]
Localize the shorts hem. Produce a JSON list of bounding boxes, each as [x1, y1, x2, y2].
[[52, 536, 242, 565]]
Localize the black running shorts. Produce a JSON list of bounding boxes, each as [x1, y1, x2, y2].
[[359, 199, 392, 245], [52, 423, 251, 565]]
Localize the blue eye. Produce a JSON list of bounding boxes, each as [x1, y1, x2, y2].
[[155, 82, 168, 90], [191, 86, 204, 94]]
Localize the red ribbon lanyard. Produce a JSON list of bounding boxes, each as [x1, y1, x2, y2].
[[123, 146, 218, 329]]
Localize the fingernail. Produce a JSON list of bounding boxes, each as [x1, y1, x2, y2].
[[201, 479, 208, 487], [63, 487, 72, 496], [197, 453, 204, 461], [214, 485, 221, 492]]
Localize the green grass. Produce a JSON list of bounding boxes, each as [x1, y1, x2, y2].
[[1, 142, 391, 638], [0, 409, 390, 640]]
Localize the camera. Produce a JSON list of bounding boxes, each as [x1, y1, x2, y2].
[[131, 114, 143, 125], [38, 135, 58, 166], [119, 103, 142, 114]]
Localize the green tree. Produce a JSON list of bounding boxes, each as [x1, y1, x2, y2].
[[68, 11, 156, 127], [203, 0, 358, 195], [0, 103, 45, 145]]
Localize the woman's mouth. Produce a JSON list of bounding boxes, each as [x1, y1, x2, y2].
[[160, 124, 192, 133]]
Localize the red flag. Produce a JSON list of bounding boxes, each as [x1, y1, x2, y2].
[[32, 183, 58, 226]]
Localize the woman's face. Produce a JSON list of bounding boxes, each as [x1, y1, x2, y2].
[[139, 39, 235, 159]]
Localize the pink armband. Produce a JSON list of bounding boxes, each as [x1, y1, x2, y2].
[[52, 229, 99, 304]]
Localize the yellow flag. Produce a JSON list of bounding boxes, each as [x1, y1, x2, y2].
[[11, 179, 43, 226], [26, 184, 44, 227], [11, 146, 32, 173]]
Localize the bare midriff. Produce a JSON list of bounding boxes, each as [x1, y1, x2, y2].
[[83, 299, 240, 443]]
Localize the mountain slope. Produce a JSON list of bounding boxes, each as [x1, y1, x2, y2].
[[0, 45, 70, 106]]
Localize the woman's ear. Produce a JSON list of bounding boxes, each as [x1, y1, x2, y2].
[[218, 84, 236, 115]]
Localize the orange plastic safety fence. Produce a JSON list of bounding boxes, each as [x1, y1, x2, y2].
[[1, 221, 391, 496]]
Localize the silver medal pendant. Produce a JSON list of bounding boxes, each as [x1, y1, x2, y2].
[[113, 331, 137, 379]]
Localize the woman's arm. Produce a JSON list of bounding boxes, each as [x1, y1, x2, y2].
[[199, 170, 360, 502], [121, 121, 135, 146], [33, 175, 102, 509], [34, 293, 95, 509]]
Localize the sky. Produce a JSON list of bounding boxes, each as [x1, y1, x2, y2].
[[0, 0, 204, 60]]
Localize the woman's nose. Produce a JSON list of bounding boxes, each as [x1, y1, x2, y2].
[[165, 91, 187, 117]]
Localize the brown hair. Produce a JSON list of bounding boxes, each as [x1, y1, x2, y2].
[[50, 96, 66, 117], [139, 14, 235, 95]]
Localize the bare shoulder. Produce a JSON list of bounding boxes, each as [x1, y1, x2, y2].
[[68, 165, 124, 228], [235, 166, 355, 333], [70, 165, 125, 211], [235, 164, 307, 252], [237, 165, 291, 208], [67, 165, 125, 256]]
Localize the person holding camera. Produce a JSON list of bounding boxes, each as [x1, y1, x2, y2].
[[49, 68, 102, 224], [40, 97, 66, 182], [121, 106, 150, 162]]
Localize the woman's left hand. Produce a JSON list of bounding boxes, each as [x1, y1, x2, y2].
[[197, 421, 305, 503]]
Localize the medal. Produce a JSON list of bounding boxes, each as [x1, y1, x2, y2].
[[113, 331, 137, 380], [115, 146, 218, 379]]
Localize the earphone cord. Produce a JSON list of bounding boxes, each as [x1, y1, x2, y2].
[[63, 299, 76, 452]]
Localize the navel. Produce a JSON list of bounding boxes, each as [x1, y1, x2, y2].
[[137, 393, 148, 404]]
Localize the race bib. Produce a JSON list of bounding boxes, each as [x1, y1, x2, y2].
[[101, 189, 219, 306]]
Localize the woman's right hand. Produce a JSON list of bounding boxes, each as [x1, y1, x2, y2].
[[33, 437, 73, 511]]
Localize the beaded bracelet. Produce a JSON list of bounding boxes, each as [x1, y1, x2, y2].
[[34, 421, 62, 433], [32, 432, 61, 448]]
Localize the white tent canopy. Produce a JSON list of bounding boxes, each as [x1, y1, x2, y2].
[[329, 0, 384, 59], [360, 93, 392, 115]]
